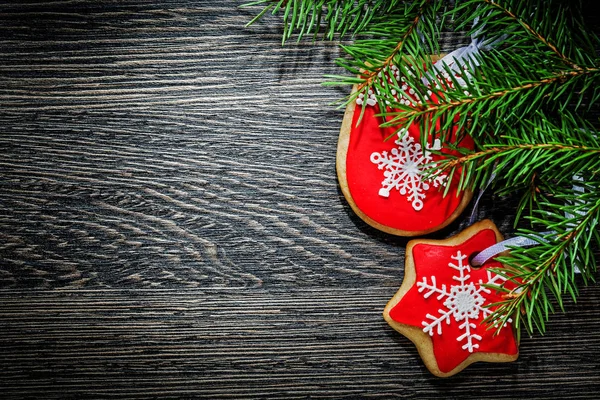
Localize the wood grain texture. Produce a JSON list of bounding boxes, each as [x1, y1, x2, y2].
[[0, 1, 599, 398]]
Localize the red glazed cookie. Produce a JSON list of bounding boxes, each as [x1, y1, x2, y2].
[[336, 70, 474, 236], [383, 220, 519, 377]]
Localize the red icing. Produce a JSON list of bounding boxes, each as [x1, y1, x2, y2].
[[390, 229, 518, 373], [345, 102, 474, 233]]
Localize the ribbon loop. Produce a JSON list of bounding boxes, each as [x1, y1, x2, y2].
[[471, 234, 548, 267]]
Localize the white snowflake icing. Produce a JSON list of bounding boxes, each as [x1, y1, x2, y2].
[[356, 89, 377, 107], [370, 129, 447, 211], [356, 65, 418, 107], [417, 250, 511, 353]]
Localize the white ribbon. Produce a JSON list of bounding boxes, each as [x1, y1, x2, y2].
[[421, 39, 484, 87], [421, 16, 505, 88], [471, 174, 589, 271], [470, 234, 547, 267]]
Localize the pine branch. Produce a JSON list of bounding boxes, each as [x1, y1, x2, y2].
[[439, 141, 600, 192], [479, 0, 581, 69], [379, 58, 599, 145], [326, 0, 447, 119], [246, 0, 600, 337], [385, 67, 596, 118], [486, 189, 600, 337], [243, 0, 405, 42], [452, 0, 598, 68], [433, 117, 600, 336], [356, 1, 430, 92]]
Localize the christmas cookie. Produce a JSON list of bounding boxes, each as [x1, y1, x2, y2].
[[336, 67, 474, 236], [383, 220, 519, 377]]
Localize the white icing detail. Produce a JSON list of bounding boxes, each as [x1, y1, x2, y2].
[[356, 89, 378, 107], [356, 93, 364, 105], [417, 251, 512, 353], [370, 131, 447, 211], [354, 65, 425, 108]]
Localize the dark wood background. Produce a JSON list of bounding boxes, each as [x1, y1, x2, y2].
[[1, 1, 599, 398]]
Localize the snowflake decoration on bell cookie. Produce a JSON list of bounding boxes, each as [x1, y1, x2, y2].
[[370, 129, 447, 211], [418, 250, 511, 353]]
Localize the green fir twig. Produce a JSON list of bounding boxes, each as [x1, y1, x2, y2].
[[245, 0, 600, 336]]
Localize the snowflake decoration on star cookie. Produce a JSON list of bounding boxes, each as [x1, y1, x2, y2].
[[370, 129, 447, 211], [417, 250, 512, 352], [384, 224, 520, 376]]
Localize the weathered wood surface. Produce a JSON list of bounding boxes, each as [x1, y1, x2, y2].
[[0, 1, 599, 398]]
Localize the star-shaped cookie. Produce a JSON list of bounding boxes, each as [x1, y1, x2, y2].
[[383, 220, 519, 377]]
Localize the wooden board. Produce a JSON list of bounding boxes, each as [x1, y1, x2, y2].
[[1, 1, 599, 398]]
